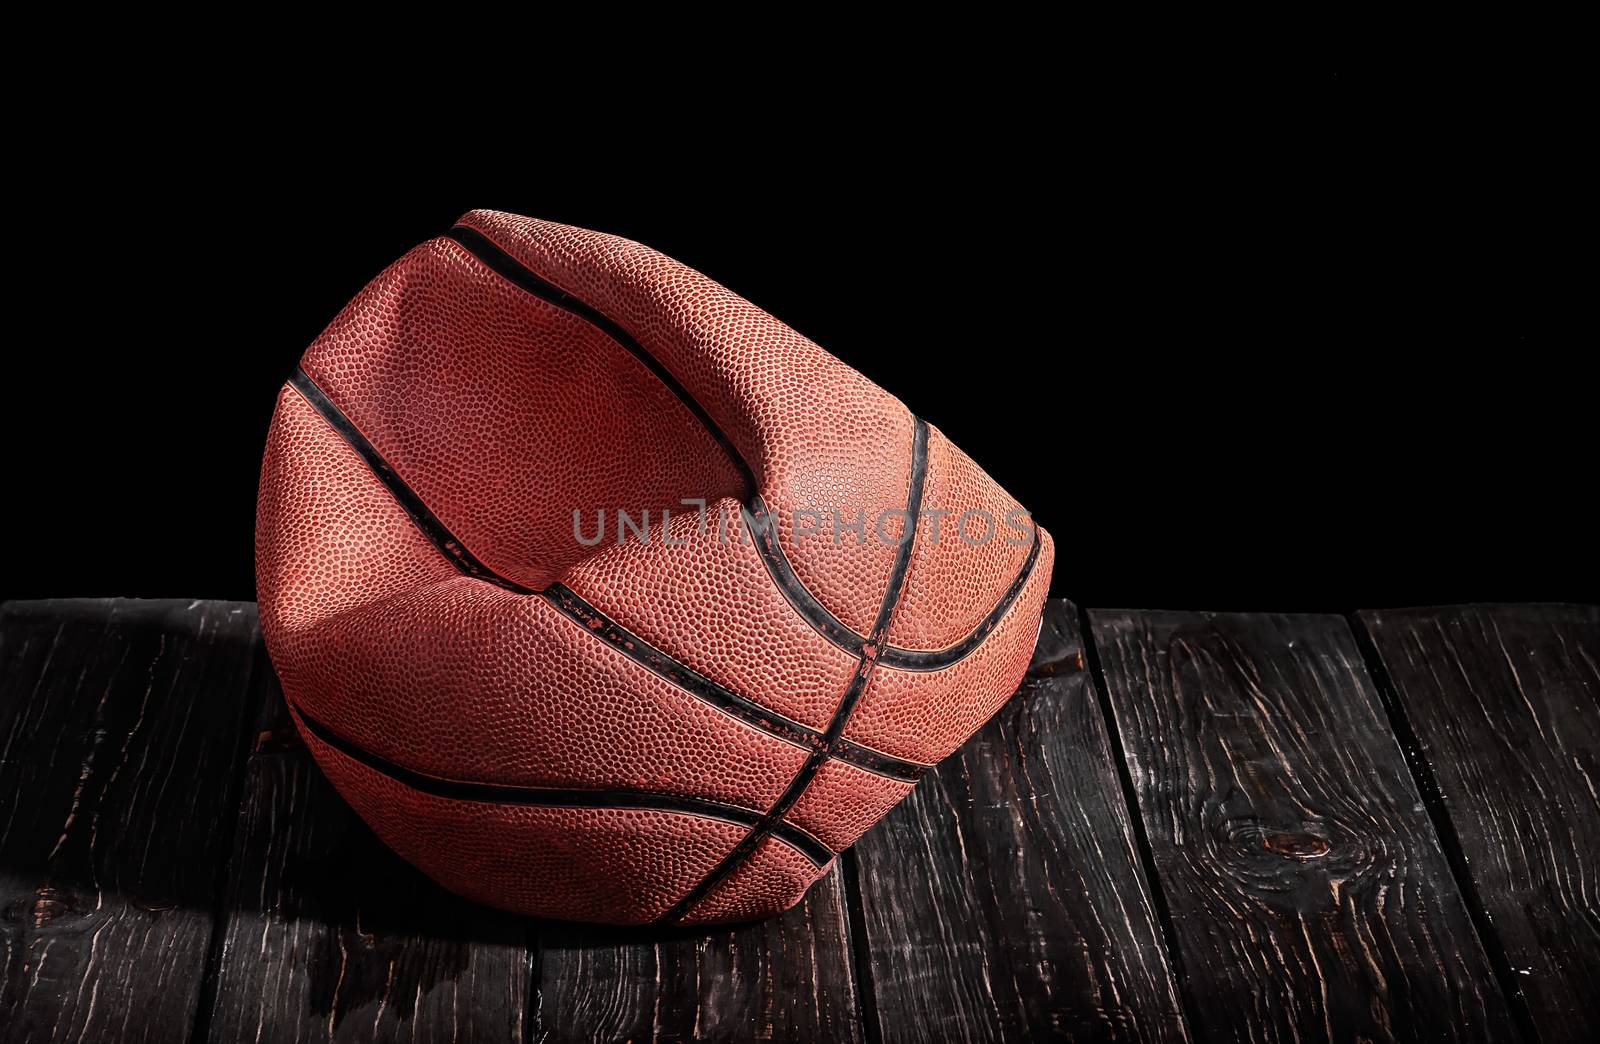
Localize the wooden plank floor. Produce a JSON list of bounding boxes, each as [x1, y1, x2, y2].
[[1, 597, 1594, 1043], [1090, 611, 1516, 1042], [1357, 605, 1600, 1044]]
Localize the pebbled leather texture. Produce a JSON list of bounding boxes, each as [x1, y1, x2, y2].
[[257, 210, 1054, 925]]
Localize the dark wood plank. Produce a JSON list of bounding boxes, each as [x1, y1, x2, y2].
[[200, 664, 534, 1043], [850, 599, 1188, 1043], [0, 598, 261, 1044], [1090, 609, 1519, 1043], [1359, 604, 1600, 1044], [535, 862, 862, 1043]]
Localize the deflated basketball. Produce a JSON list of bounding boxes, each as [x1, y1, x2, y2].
[[255, 210, 1054, 925]]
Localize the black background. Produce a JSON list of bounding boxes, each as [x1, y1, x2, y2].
[[5, 67, 1589, 610]]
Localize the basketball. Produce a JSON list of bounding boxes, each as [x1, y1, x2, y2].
[[255, 210, 1053, 925]]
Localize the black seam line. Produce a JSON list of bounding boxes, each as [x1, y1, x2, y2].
[[444, 225, 754, 491], [833, 738, 930, 781], [447, 222, 1032, 669], [287, 368, 926, 785], [876, 528, 1042, 671], [293, 699, 834, 868], [742, 495, 865, 651], [544, 582, 926, 783], [744, 498, 1041, 672], [544, 580, 818, 752], [654, 419, 930, 925], [288, 369, 537, 596], [866, 418, 930, 641]]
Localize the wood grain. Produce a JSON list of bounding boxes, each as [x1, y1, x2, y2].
[[8, 595, 1587, 1043], [849, 600, 1188, 1043], [199, 666, 534, 1043], [1090, 609, 1518, 1043], [1359, 604, 1600, 1044], [0, 599, 261, 1044], [535, 862, 862, 1043]]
